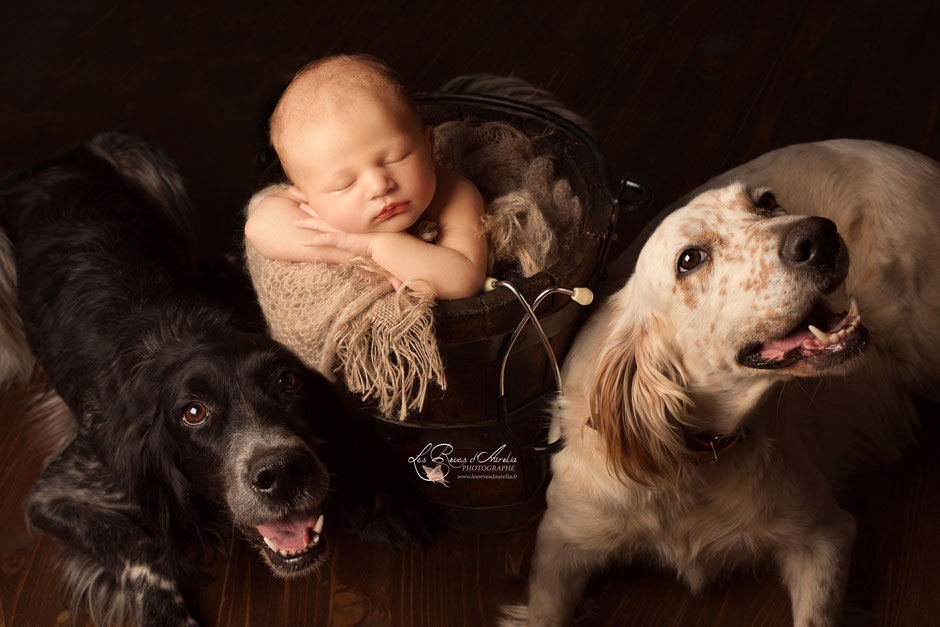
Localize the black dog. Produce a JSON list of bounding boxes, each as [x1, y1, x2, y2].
[[0, 134, 430, 626]]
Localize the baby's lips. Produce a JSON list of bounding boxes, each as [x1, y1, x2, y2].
[[376, 201, 409, 220]]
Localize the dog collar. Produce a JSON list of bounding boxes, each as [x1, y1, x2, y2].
[[685, 428, 749, 464]]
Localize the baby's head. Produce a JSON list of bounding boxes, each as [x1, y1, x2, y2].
[[271, 55, 437, 234]]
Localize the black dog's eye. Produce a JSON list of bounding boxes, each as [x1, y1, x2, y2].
[[757, 191, 778, 212], [278, 371, 299, 391], [181, 402, 209, 427], [677, 249, 708, 274]]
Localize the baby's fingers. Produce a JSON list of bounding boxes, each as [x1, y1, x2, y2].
[[300, 233, 337, 247], [293, 218, 317, 230], [298, 203, 321, 218], [292, 216, 331, 232]]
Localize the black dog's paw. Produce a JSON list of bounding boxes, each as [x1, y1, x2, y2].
[[346, 490, 437, 552]]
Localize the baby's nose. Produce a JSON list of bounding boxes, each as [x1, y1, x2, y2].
[[365, 171, 395, 198]]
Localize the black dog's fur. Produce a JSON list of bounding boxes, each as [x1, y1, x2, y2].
[[0, 134, 431, 626]]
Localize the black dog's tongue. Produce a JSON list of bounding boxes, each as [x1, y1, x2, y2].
[[256, 511, 321, 552]]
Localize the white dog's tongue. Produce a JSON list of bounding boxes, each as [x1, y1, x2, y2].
[[760, 328, 816, 360], [256, 511, 319, 552]]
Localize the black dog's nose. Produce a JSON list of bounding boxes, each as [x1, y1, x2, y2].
[[780, 217, 840, 268], [249, 451, 316, 500]]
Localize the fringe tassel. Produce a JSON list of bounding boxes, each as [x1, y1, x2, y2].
[[335, 286, 445, 420]]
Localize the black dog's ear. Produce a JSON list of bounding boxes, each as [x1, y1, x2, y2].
[[138, 423, 211, 549], [103, 378, 222, 561]]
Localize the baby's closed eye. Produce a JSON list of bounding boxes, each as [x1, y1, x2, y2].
[[385, 151, 411, 165], [328, 179, 356, 193]]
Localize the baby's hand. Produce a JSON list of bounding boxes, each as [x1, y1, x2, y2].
[[294, 205, 375, 258]]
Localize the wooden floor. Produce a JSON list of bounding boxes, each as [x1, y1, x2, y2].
[[2, 1, 939, 625]]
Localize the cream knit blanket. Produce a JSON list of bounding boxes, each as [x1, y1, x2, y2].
[[244, 121, 581, 422]]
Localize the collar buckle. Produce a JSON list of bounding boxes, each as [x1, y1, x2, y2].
[[687, 428, 749, 465]]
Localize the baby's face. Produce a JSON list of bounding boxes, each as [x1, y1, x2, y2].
[[282, 99, 437, 234]]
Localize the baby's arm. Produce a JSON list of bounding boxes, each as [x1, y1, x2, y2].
[[297, 168, 487, 299], [370, 167, 487, 299], [244, 188, 355, 264]]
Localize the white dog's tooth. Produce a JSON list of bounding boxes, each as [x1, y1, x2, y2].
[[311, 534, 321, 546], [263, 537, 279, 552], [808, 325, 830, 345], [828, 332, 840, 344], [314, 514, 324, 535], [849, 296, 860, 318]]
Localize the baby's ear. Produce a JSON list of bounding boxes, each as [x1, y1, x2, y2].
[[424, 124, 435, 151]]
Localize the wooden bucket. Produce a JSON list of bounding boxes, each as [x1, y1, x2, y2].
[[351, 93, 648, 533]]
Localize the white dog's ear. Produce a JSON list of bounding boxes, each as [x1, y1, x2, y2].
[[589, 313, 693, 487]]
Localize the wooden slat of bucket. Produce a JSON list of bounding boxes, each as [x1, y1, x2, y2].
[[360, 394, 552, 533]]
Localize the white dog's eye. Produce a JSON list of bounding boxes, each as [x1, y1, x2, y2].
[[757, 191, 778, 212], [677, 249, 708, 274]]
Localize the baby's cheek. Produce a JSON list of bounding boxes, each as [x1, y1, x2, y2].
[[416, 164, 438, 202], [324, 202, 366, 233]]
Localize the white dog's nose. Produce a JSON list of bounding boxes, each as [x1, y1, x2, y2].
[[780, 217, 847, 293], [780, 217, 840, 268]]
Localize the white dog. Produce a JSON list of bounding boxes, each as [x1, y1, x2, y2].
[[502, 140, 940, 626]]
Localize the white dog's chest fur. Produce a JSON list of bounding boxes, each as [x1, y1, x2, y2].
[[551, 396, 836, 591]]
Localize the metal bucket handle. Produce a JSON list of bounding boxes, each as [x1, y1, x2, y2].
[[484, 278, 594, 454]]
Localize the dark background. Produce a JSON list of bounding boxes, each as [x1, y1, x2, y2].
[[2, 1, 938, 625]]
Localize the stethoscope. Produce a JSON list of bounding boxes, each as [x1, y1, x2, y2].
[[482, 277, 594, 453]]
